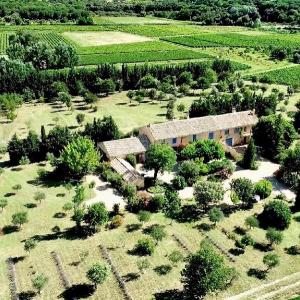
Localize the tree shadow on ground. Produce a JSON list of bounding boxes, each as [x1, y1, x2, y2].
[[60, 284, 95, 299], [12, 256, 26, 263], [229, 247, 245, 256], [233, 226, 247, 236], [24, 203, 37, 209], [247, 268, 267, 280], [253, 242, 270, 252], [2, 225, 19, 234], [122, 272, 140, 282], [53, 212, 66, 218], [154, 289, 183, 300], [293, 215, 300, 222], [176, 204, 202, 223], [4, 192, 16, 197], [195, 222, 214, 232], [31, 226, 91, 243], [18, 291, 35, 300], [126, 223, 142, 232]]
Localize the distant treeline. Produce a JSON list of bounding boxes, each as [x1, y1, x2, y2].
[[0, 59, 237, 97], [88, 0, 300, 27], [1, 0, 300, 26]]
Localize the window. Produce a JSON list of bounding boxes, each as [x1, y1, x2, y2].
[[234, 127, 240, 134], [224, 129, 229, 135], [172, 138, 177, 144], [192, 134, 197, 142], [208, 132, 214, 139]]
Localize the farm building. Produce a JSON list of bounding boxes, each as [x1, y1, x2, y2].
[[139, 110, 258, 147], [98, 136, 149, 161]]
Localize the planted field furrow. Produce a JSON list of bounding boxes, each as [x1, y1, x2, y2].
[[77, 41, 181, 55], [250, 65, 300, 86], [163, 32, 300, 49], [0, 33, 10, 54], [39, 32, 76, 47], [78, 50, 212, 65]]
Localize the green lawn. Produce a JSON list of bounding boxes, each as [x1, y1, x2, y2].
[[0, 92, 195, 144]]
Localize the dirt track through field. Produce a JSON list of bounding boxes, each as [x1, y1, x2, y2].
[[227, 271, 300, 300]]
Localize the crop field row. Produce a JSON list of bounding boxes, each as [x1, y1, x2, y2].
[[78, 49, 213, 65], [0, 33, 10, 54], [77, 40, 183, 54], [39, 32, 75, 47], [163, 32, 300, 49], [251, 65, 300, 86]]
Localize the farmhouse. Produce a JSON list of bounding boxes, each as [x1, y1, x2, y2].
[[99, 110, 258, 163], [139, 110, 258, 148]]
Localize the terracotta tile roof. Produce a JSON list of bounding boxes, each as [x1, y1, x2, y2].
[[146, 110, 258, 140], [98, 137, 146, 158]]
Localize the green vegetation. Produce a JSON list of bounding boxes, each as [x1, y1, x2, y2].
[[163, 32, 300, 49]]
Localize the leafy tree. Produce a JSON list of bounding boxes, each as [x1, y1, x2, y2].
[[86, 263, 109, 289], [255, 180, 272, 199], [138, 210, 151, 226], [12, 211, 28, 228], [181, 139, 225, 162], [208, 207, 224, 226], [62, 202, 73, 213], [0, 198, 8, 211], [137, 259, 150, 274], [34, 191, 46, 205], [194, 180, 224, 211], [46, 126, 73, 157], [241, 138, 257, 170], [147, 224, 167, 245], [181, 241, 235, 299], [266, 228, 283, 248], [144, 144, 176, 181], [139, 74, 158, 89], [25, 42, 54, 69], [58, 92, 72, 109], [259, 200, 291, 230], [84, 202, 108, 232], [164, 189, 181, 223], [83, 116, 120, 143], [72, 208, 85, 229], [32, 273, 48, 294], [24, 238, 37, 253], [231, 178, 255, 207], [168, 250, 184, 266], [54, 44, 78, 68], [76, 113, 85, 126], [60, 136, 99, 178], [84, 91, 97, 105], [263, 253, 279, 272], [240, 234, 255, 247], [99, 79, 116, 96], [245, 216, 259, 230], [19, 155, 30, 165], [253, 114, 296, 161], [134, 238, 155, 256]]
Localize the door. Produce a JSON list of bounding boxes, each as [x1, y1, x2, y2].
[[226, 137, 233, 146]]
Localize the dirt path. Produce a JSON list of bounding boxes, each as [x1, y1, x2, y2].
[[227, 271, 300, 300]]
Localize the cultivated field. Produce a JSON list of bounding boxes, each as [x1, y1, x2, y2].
[[0, 20, 299, 79], [63, 31, 153, 47]]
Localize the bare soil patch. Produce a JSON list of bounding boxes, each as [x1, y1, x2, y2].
[[62, 31, 153, 46]]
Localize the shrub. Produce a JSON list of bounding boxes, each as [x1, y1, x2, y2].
[[146, 224, 167, 244], [149, 194, 166, 212], [110, 215, 123, 229], [168, 250, 184, 266], [259, 200, 292, 230], [241, 234, 255, 247], [138, 210, 151, 224], [266, 228, 283, 247], [255, 180, 272, 199], [126, 154, 137, 168], [245, 216, 259, 230], [154, 264, 172, 276], [286, 245, 300, 255], [231, 178, 255, 207], [134, 238, 155, 256], [172, 175, 187, 190]]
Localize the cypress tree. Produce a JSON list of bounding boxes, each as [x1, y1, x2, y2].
[[295, 181, 300, 212], [241, 138, 257, 170]]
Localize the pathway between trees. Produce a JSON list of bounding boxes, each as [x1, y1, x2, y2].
[[227, 271, 300, 300]]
